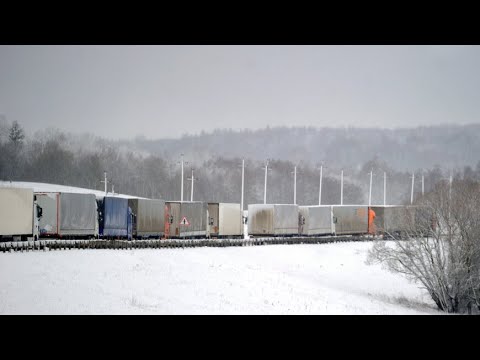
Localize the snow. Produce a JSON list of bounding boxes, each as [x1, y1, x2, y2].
[[0, 242, 440, 314], [0, 181, 142, 199]]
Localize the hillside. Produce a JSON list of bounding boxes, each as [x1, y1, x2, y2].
[[132, 124, 480, 171], [2, 123, 479, 206]]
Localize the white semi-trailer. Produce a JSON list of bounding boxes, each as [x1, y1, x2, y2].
[[36, 192, 98, 238], [207, 202, 242, 238], [248, 204, 299, 236], [0, 187, 42, 241]]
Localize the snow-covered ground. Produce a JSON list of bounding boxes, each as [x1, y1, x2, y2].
[[0, 242, 440, 314]]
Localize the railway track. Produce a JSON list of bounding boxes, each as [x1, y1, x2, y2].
[[0, 235, 376, 253]]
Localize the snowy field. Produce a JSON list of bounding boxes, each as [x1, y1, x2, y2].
[[0, 242, 440, 314]]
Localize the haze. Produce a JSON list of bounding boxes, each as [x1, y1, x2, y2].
[[1, 45, 480, 139]]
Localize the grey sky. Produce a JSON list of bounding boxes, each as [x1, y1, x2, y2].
[[1, 45, 480, 139]]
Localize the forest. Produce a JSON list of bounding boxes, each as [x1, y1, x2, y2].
[[1, 119, 479, 208]]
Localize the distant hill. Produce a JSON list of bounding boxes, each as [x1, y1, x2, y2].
[[130, 124, 480, 171], [3, 122, 479, 206]]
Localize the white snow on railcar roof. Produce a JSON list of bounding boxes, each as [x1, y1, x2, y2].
[[0, 181, 145, 199]]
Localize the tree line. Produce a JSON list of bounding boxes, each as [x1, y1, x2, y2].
[[1, 120, 480, 209]]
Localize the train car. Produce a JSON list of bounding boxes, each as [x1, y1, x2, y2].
[[332, 205, 368, 235], [207, 202, 242, 238], [97, 196, 133, 239], [0, 187, 42, 241], [248, 204, 299, 236], [165, 201, 208, 238], [369, 206, 406, 236], [179, 201, 208, 238], [299, 205, 335, 236], [370, 205, 418, 238], [128, 198, 165, 238], [36, 192, 98, 238]]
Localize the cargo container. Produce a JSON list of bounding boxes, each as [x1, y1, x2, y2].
[[0, 187, 42, 241], [36, 192, 98, 238], [97, 196, 133, 239], [368, 205, 416, 236], [332, 205, 368, 235], [128, 198, 165, 238], [248, 204, 299, 236], [207, 203, 242, 238], [165, 201, 207, 238], [299, 205, 335, 236], [369, 206, 409, 236]]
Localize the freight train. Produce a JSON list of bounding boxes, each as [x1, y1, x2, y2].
[[246, 204, 420, 238], [0, 186, 426, 242]]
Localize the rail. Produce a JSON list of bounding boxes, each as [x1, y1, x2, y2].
[[0, 235, 376, 253]]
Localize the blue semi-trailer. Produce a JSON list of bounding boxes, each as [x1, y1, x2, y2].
[[97, 196, 133, 240]]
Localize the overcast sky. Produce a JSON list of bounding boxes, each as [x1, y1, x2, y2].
[[1, 45, 480, 139]]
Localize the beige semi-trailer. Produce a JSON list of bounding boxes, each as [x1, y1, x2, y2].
[[0, 187, 42, 241], [207, 202, 242, 238], [165, 201, 207, 238], [248, 204, 299, 236], [128, 198, 165, 238], [299, 205, 335, 236]]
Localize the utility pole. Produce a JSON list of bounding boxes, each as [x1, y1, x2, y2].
[[383, 172, 386, 206], [179, 154, 189, 202], [368, 170, 373, 207], [340, 170, 344, 205], [319, 165, 323, 205], [449, 172, 453, 201], [181, 154, 184, 202], [190, 169, 194, 202], [263, 159, 269, 204], [187, 168, 196, 202], [449, 172, 453, 220], [410, 172, 415, 205], [241, 159, 245, 219], [293, 166, 297, 204], [100, 171, 108, 196], [191, 169, 194, 202], [422, 173, 425, 197]]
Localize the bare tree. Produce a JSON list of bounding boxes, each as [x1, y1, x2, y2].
[[367, 179, 480, 314]]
